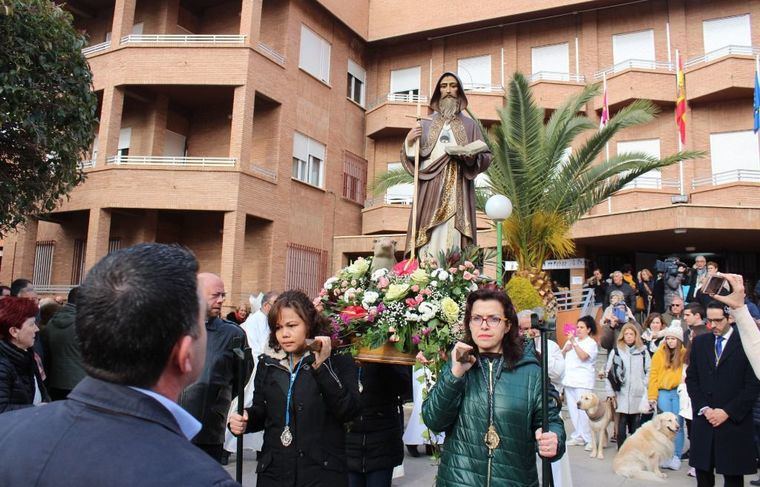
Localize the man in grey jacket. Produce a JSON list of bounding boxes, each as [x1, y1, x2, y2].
[[41, 286, 86, 400]]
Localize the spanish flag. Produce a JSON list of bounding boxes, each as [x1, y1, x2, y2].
[[675, 50, 687, 145]]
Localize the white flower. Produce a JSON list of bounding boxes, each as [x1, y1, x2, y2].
[[371, 268, 388, 281], [430, 281, 439, 288], [437, 270, 449, 281], [362, 291, 379, 308], [469, 282, 479, 292], [324, 277, 338, 290], [418, 302, 439, 321]]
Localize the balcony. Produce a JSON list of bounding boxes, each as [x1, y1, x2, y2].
[[684, 46, 759, 103], [365, 94, 430, 138], [463, 85, 503, 122], [82, 41, 110, 57], [106, 155, 237, 167], [120, 34, 246, 46], [527, 73, 586, 111], [593, 60, 674, 108], [690, 170, 760, 207], [622, 176, 680, 191], [256, 41, 285, 66], [692, 169, 760, 188]]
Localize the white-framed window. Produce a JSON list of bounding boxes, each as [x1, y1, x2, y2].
[[612, 29, 655, 70], [385, 162, 413, 204], [703, 14, 752, 56], [531, 43, 569, 81], [347, 60, 366, 106], [292, 132, 326, 187], [709, 131, 760, 179], [617, 139, 662, 189], [117, 127, 131, 157], [299, 25, 331, 84], [164, 130, 187, 157], [390, 66, 421, 98], [457, 55, 491, 90]]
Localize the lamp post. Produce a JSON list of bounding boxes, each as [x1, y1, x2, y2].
[[485, 195, 513, 286]]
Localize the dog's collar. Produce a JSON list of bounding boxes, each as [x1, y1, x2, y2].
[[586, 407, 606, 422]]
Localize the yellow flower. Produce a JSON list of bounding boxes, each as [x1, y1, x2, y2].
[[385, 283, 410, 301], [410, 268, 429, 287], [346, 258, 370, 279], [441, 297, 460, 324]]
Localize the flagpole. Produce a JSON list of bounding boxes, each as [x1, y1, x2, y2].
[[676, 49, 685, 196]]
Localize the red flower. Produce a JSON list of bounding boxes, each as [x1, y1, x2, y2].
[[340, 305, 367, 322], [394, 259, 419, 276]]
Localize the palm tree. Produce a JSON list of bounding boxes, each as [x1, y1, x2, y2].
[[371, 72, 701, 308]]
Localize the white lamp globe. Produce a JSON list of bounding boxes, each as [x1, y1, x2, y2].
[[485, 195, 513, 221]]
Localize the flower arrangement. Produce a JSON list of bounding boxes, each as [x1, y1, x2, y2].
[[318, 246, 493, 364]]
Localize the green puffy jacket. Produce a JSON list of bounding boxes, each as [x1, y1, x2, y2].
[[422, 344, 566, 487]]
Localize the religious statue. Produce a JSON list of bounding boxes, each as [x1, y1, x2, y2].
[[401, 71, 492, 259]]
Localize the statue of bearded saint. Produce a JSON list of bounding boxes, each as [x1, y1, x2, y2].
[[401, 72, 492, 260]]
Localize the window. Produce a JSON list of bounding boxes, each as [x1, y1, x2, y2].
[[342, 151, 367, 204], [612, 30, 655, 70], [292, 132, 325, 187], [285, 243, 327, 299], [33, 241, 55, 286], [710, 131, 760, 178], [71, 239, 86, 285], [390, 66, 421, 99], [164, 130, 187, 157], [117, 127, 131, 157], [347, 60, 366, 106], [299, 25, 331, 83], [531, 43, 569, 81], [385, 162, 413, 204], [617, 139, 661, 189], [703, 14, 752, 56], [457, 55, 491, 90]]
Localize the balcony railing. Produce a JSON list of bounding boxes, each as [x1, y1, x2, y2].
[[364, 194, 413, 207], [78, 159, 96, 169], [528, 72, 585, 83], [685, 45, 760, 69], [256, 41, 285, 65], [367, 93, 428, 110], [593, 59, 674, 79], [82, 41, 110, 56], [120, 34, 246, 45], [250, 164, 278, 181], [622, 177, 680, 190], [106, 155, 236, 167], [555, 288, 595, 314], [462, 84, 505, 93], [691, 169, 760, 188]]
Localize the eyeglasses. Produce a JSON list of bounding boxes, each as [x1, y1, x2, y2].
[[670, 303, 683, 307], [706, 317, 727, 324], [471, 315, 506, 327]]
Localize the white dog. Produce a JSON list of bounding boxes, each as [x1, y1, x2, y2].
[[613, 412, 680, 482]]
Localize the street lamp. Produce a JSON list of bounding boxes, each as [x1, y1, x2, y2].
[[485, 194, 513, 286]]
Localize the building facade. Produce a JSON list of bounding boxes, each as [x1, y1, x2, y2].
[[1, 0, 758, 304]]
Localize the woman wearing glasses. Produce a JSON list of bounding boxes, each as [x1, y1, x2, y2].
[[422, 288, 565, 487], [561, 315, 598, 449]]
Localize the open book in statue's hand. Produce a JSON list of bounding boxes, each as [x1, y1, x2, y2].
[[444, 139, 488, 157]]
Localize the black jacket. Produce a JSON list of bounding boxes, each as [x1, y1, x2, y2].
[[179, 316, 251, 445], [245, 351, 360, 487], [603, 281, 636, 310], [0, 339, 49, 413], [0, 377, 238, 486], [41, 303, 86, 391], [345, 364, 411, 474], [686, 327, 760, 475]]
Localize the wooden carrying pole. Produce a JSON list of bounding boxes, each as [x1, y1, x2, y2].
[[407, 98, 422, 267]]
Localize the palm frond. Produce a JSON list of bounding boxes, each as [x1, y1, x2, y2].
[[368, 168, 412, 195]]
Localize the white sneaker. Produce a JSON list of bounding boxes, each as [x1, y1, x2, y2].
[[583, 443, 592, 452], [662, 456, 681, 471], [687, 467, 696, 477], [565, 438, 585, 446]]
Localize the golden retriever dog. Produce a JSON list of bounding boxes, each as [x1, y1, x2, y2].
[[577, 392, 614, 459], [612, 412, 680, 482]]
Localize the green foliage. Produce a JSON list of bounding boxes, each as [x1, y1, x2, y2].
[[0, 0, 97, 234], [505, 276, 543, 311]]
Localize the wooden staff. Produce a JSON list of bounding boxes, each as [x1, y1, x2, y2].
[[406, 98, 423, 269]]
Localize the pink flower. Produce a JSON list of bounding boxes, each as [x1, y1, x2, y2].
[[458, 265, 465, 271], [389, 334, 400, 342], [421, 288, 432, 296], [405, 298, 417, 308], [449, 267, 457, 274], [422, 327, 432, 336], [341, 280, 349, 288], [463, 271, 473, 281], [393, 259, 419, 276], [411, 284, 420, 293], [464, 261, 474, 269], [473, 269, 480, 276], [415, 295, 424, 304], [415, 351, 430, 365], [388, 326, 396, 333], [350, 279, 357, 286], [377, 277, 390, 289], [412, 335, 421, 345]]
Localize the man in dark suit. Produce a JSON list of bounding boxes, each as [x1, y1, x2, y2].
[[180, 272, 251, 464], [686, 300, 760, 487], [0, 244, 238, 486]]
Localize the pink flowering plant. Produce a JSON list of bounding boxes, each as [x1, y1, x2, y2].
[[318, 246, 493, 363]]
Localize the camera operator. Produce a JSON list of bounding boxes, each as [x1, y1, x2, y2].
[[659, 258, 689, 309]]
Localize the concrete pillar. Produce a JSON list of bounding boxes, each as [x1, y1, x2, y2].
[[0, 219, 38, 283], [229, 82, 256, 167], [220, 211, 246, 305], [156, 0, 180, 34], [139, 210, 159, 242], [96, 86, 125, 167], [85, 209, 112, 272], [147, 94, 169, 156], [240, 0, 263, 44], [110, 0, 137, 49]]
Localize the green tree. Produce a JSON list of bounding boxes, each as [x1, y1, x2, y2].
[[0, 0, 97, 234], [371, 72, 701, 307]]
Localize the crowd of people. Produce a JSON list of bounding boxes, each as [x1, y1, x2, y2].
[[1, 247, 760, 487]]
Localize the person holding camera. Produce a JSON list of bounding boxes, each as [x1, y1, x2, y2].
[[600, 291, 641, 352], [662, 258, 688, 309]]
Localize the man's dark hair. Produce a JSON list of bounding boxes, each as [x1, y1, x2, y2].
[[706, 300, 730, 318], [67, 286, 79, 305], [10, 278, 32, 296], [76, 243, 200, 388], [685, 302, 704, 320]]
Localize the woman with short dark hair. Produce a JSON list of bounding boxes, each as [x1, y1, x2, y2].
[[0, 297, 49, 413], [228, 290, 359, 486], [422, 288, 565, 487], [562, 315, 599, 449]]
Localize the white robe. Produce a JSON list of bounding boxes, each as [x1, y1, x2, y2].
[[402, 367, 444, 445]]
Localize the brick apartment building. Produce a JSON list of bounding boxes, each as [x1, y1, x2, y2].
[[1, 0, 759, 304]]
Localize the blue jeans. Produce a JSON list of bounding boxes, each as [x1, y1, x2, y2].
[[657, 388, 684, 457], [348, 469, 394, 487]]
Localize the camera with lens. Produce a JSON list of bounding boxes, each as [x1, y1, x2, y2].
[[655, 257, 688, 277]]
